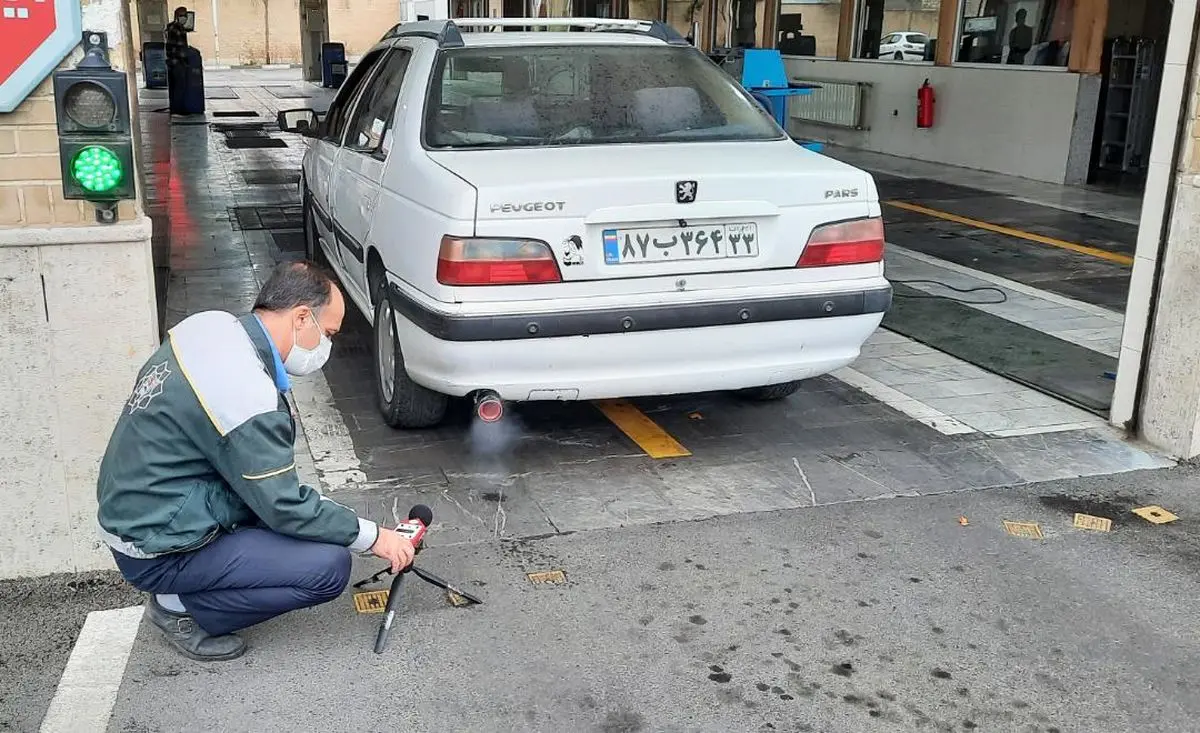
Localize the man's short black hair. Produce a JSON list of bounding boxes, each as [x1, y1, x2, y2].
[[253, 261, 334, 314]]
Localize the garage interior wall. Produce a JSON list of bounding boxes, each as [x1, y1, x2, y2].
[[129, 0, 403, 66], [0, 0, 159, 578], [783, 57, 1090, 183]]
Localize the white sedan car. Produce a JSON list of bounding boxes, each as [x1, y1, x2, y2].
[[280, 17, 891, 428], [879, 31, 930, 61]]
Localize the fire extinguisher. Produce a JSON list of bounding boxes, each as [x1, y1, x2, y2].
[[917, 79, 935, 129]]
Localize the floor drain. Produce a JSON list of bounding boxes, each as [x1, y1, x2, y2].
[[212, 110, 258, 117], [1073, 513, 1112, 531], [353, 590, 389, 613], [1002, 520, 1044, 539], [526, 569, 567, 585]]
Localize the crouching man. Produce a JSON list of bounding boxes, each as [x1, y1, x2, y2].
[[96, 261, 414, 661]]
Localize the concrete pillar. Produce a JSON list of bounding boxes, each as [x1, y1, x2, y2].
[[1121, 5, 1200, 458], [0, 0, 158, 578]]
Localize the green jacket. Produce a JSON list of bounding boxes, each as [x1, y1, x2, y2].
[[96, 311, 378, 558]]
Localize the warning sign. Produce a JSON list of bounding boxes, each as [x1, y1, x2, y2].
[[0, 0, 83, 113]]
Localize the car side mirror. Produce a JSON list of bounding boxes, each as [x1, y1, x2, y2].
[[278, 108, 319, 137]]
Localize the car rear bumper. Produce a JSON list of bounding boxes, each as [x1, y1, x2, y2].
[[388, 282, 891, 342], [389, 284, 891, 400]]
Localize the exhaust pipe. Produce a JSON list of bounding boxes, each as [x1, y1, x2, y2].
[[473, 390, 504, 423]]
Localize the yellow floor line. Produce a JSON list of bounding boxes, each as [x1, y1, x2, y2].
[[884, 200, 1135, 266], [594, 399, 691, 459]]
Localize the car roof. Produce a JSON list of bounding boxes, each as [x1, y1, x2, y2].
[[373, 18, 687, 54], [456, 32, 668, 48]]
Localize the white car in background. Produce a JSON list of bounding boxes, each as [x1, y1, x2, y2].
[[879, 31, 930, 60], [279, 17, 891, 428]]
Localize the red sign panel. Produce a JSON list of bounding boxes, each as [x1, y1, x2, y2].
[[0, 0, 82, 113]]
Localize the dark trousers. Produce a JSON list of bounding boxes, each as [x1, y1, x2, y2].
[[112, 528, 351, 636], [166, 61, 186, 114]]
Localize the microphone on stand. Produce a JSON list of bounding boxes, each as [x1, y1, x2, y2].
[[356, 503, 483, 654], [374, 504, 432, 653]]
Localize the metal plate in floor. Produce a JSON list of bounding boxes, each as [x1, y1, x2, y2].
[[883, 282, 1116, 414], [242, 169, 301, 185], [264, 86, 312, 99], [270, 229, 307, 254], [230, 206, 304, 231], [225, 136, 288, 149], [204, 87, 239, 99]]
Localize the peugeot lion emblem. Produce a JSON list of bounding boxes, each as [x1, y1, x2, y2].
[[675, 180, 697, 204]]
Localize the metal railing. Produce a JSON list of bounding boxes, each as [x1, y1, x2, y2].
[[786, 78, 871, 130]]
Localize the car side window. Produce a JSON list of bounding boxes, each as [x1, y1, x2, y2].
[[321, 50, 386, 145], [342, 48, 414, 158]]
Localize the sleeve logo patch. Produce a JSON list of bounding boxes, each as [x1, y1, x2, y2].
[[128, 361, 172, 414]]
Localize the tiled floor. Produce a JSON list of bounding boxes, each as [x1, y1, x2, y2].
[[137, 70, 1171, 529]]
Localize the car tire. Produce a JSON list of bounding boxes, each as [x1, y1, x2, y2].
[[373, 292, 448, 429], [735, 381, 803, 401], [302, 187, 330, 267], [893, 51, 904, 60]]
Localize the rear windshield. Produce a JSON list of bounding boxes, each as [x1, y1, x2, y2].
[[423, 44, 785, 149]]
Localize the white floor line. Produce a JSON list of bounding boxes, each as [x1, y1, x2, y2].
[[833, 366, 977, 436], [290, 370, 366, 491], [887, 244, 1126, 320], [39, 605, 144, 733]]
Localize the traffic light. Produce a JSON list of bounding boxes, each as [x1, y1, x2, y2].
[[52, 32, 135, 221]]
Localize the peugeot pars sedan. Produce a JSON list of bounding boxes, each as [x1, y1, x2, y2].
[[278, 17, 891, 428]]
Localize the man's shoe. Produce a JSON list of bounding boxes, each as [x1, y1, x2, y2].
[[144, 595, 246, 662]]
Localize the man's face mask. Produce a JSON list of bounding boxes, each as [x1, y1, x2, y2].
[[284, 310, 331, 377]]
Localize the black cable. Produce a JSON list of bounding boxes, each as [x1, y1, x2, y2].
[[891, 279, 1008, 305]]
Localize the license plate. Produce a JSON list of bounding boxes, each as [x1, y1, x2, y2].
[[602, 222, 759, 265]]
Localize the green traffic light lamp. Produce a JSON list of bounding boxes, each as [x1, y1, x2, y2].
[[52, 30, 136, 223], [70, 145, 125, 195]]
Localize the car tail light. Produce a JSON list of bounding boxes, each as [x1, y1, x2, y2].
[[796, 217, 885, 267], [436, 236, 562, 286]]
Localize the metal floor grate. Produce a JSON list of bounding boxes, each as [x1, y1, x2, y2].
[[229, 206, 304, 231], [241, 169, 301, 185]]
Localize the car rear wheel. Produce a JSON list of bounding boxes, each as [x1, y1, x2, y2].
[[373, 293, 448, 429], [735, 381, 803, 401]]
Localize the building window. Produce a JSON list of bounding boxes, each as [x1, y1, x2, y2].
[[957, 0, 1074, 66], [778, 0, 844, 58], [854, 0, 940, 61]]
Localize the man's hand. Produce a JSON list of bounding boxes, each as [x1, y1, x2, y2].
[[370, 527, 415, 573]]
